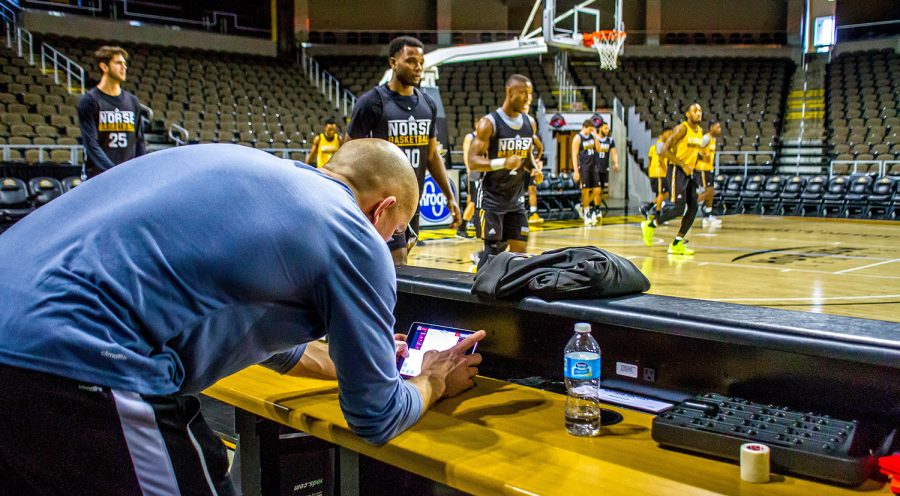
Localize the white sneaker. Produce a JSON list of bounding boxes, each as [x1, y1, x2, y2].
[[584, 214, 592, 226], [594, 209, 602, 226]]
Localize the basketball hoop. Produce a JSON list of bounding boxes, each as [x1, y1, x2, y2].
[[583, 30, 627, 70]]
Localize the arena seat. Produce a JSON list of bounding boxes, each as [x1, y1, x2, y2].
[[863, 177, 895, 218], [27, 177, 63, 207], [798, 175, 828, 216], [820, 176, 851, 216], [826, 49, 899, 165], [738, 174, 766, 213], [842, 175, 874, 217], [0, 177, 33, 224], [777, 175, 806, 215], [757, 175, 785, 214], [720, 174, 745, 213]]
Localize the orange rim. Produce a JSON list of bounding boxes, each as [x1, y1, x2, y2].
[[582, 30, 627, 48]]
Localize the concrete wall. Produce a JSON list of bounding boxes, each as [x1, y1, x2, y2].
[[660, 0, 786, 32], [22, 10, 276, 57], [450, 0, 508, 30], [308, 0, 435, 31]]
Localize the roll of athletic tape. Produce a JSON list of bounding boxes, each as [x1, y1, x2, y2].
[[740, 443, 771, 483]]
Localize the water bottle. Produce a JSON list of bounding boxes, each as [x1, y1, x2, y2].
[[564, 322, 601, 436]]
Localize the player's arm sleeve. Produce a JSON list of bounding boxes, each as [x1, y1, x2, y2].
[[76, 94, 116, 171], [258, 344, 309, 373], [346, 91, 382, 139], [314, 244, 423, 445], [134, 96, 146, 157]]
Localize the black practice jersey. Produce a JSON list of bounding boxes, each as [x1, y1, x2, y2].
[[76, 87, 144, 171], [577, 131, 596, 168], [347, 84, 436, 188], [477, 109, 534, 213], [595, 135, 615, 171]]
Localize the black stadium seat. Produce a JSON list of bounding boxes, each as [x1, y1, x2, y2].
[[758, 175, 785, 215], [27, 177, 63, 207], [777, 175, 806, 215], [799, 175, 828, 216], [820, 176, 850, 217], [61, 176, 83, 192], [843, 175, 874, 217], [738, 174, 766, 213], [865, 177, 896, 219], [720, 175, 745, 213], [0, 177, 34, 228]]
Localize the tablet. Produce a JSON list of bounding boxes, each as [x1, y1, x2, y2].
[[397, 322, 477, 378]]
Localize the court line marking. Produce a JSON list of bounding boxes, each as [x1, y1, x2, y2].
[[625, 254, 900, 280], [710, 294, 900, 303], [834, 258, 900, 274]]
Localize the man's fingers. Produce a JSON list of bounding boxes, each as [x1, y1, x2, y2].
[[465, 352, 483, 366], [467, 367, 479, 377], [452, 330, 486, 353]]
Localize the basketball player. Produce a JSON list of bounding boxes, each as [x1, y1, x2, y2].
[[467, 74, 543, 269], [305, 116, 343, 167], [641, 104, 704, 255], [457, 121, 479, 238], [348, 36, 461, 264], [572, 119, 601, 226], [594, 120, 619, 224], [698, 120, 722, 227], [639, 128, 672, 219], [76, 46, 145, 176]]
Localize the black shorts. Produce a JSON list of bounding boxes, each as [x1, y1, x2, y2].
[[475, 208, 528, 242], [578, 161, 600, 189], [696, 170, 714, 189], [387, 212, 419, 252], [467, 179, 478, 205], [666, 165, 699, 204], [599, 169, 609, 187], [650, 176, 665, 195], [0, 364, 235, 495]]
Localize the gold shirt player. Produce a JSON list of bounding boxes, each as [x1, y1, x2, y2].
[[641, 103, 704, 255], [306, 117, 344, 167]]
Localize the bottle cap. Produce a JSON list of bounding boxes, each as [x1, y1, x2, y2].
[[574, 322, 592, 333]]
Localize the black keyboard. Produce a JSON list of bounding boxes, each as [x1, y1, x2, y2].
[[651, 393, 883, 486]]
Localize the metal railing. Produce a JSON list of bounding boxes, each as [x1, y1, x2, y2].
[[829, 160, 899, 177], [300, 49, 357, 118], [168, 123, 189, 146], [0, 144, 82, 165], [40, 43, 86, 95], [16, 25, 33, 65], [0, 1, 16, 24], [714, 151, 777, 176]]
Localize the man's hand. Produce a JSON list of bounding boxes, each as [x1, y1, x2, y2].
[[573, 169, 580, 183], [531, 167, 544, 185], [394, 333, 409, 359], [613, 163, 620, 173], [447, 200, 462, 229], [412, 330, 485, 404], [504, 155, 523, 171]]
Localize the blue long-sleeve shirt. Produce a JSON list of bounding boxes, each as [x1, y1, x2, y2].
[[0, 144, 422, 444], [76, 87, 146, 172]]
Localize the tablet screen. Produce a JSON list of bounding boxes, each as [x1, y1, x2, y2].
[[397, 322, 476, 378]]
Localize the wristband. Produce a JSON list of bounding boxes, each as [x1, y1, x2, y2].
[[490, 158, 505, 170]]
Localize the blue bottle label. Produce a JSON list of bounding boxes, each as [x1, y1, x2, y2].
[[565, 353, 600, 380]]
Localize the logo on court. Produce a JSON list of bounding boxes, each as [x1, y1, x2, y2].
[[419, 176, 457, 224]]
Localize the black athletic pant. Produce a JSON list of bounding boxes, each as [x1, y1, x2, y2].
[[655, 175, 699, 237], [0, 364, 235, 496]]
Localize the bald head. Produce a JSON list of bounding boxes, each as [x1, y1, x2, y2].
[[322, 138, 419, 227]]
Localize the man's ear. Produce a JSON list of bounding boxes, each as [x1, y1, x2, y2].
[[371, 196, 398, 225], [99, 62, 108, 75]]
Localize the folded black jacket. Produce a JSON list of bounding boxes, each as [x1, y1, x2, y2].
[[471, 246, 651, 300]]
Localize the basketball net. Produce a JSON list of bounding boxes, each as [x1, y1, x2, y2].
[[585, 30, 627, 71]]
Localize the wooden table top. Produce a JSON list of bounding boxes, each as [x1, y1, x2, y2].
[[205, 366, 889, 496]]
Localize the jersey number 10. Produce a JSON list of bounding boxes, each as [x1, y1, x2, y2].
[[403, 148, 421, 169], [108, 132, 129, 148]]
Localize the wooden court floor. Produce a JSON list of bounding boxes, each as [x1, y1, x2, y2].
[[410, 215, 900, 323]]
